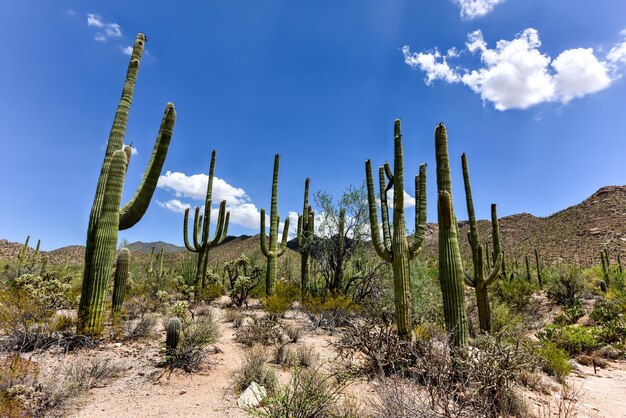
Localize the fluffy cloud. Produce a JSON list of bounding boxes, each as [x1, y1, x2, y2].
[[385, 190, 416, 208], [404, 28, 617, 110], [158, 171, 249, 206], [157, 199, 190, 214], [453, 0, 504, 19], [86, 14, 122, 42], [157, 171, 299, 234], [121, 46, 133, 56]]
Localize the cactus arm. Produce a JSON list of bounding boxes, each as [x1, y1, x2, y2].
[[491, 204, 502, 264], [277, 216, 290, 256], [365, 160, 392, 262], [297, 215, 303, 248], [208, 200, 227, 247], [119, 103, 176, 230], [409, 163, 427, 257], [260, 208, 269, 257], [221, 212, 230, 243], [191, 207, 203, 250], [379, 166, 392, 251], [182, 208, 198, 252], [464, 273, 476, 287], [384, 161, 394, 185], [485, 252, 503, 287]]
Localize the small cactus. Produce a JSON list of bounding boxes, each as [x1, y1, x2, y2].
[[111, 248, 130, 315], [166, 316, 182, 357]]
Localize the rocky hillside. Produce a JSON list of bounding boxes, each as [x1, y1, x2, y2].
[[1, 186, 624, 269]]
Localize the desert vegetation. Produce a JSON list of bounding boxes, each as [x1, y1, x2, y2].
[[1, 30, 625, 418]]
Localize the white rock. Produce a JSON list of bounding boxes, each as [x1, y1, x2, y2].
[[237, 382, 267, 409]]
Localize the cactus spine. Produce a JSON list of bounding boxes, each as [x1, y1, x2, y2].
[[77, 33, 176, 336], [112, 248, 130, 315], [435, 123, 468, 348], [365, 119, 427, 339], [183, 150, 230, 298], [297, 178, 315, 295], [260, 155, 290, 296], [166, 317, 182, 357], [461, 153, 502, 333]]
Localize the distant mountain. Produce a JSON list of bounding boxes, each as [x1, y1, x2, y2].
[[126, 241, 185, 254], [1, 186, 625, 269]]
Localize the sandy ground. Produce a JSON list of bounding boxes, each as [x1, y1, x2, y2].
[[6, 304, 625, 418]]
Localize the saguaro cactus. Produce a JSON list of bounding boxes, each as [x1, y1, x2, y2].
[[78, 33, 176, 336], [297, 178, 315, 295], [525, 255, 532, 282], [365, 119, 427, 339], [461, 153, 502, 333], [260, 155, 290, 296], [112, 248, 130, 315], [435, 123, 468, 348], [183, 150, 230, 297]]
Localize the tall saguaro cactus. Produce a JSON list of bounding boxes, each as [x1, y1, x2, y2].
[[183, 150, 230, 297], [260, 154, 290, 296], [297, 178, 315, 295], [461, 153, 502, 333], [435, 123, 468, 348], [78, 33, 176, 336], [365, 119, 427, 339], [112, 248, 130, 316]]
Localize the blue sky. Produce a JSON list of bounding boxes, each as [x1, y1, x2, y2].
[[1, 0, 626, 250]]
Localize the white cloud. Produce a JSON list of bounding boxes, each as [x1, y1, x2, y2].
[[403, 28, 617, 111], [385, 190, 416, 208], [121, 46, 133, 56], [158, 171, 249, 206], [453, 0, 504, 19], [402, 46, 459, 85], [157, 199, 190, 214], [86, 13, 122, 42]]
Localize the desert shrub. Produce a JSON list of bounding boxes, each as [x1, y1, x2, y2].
[[547, 270, 587, 306], [490, 301, 524, 335], [274, 343, 295, 366], [536, 341, 571, 381], [0, 288, 57, 351], [302, 295, 359, 332], [255, 366, 352, 418], [264, 295, 293, 316], [336, 316, 421, 377], [235, 315, 281, 346], [234, 347, 277, 393], [590, 298, 624, 324], [595, 318, 626, 345], [554, 299, 585, 325], [538, 324, 599, 355], [8, 273, 73, 310], [494, 276, 536, 313], [372, 334, 534, 418], [283, 323, 303, 343], [122, 315, 157, 341], [411, 259, 444, 326], [294, 345, 318, 368], [63, 357, 122, 392], [198, 283, 224, 303], [166, 314, 221, 372]]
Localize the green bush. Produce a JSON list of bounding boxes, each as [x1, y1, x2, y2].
[[546, 269, 587, 306], [590, 298, 624, 324], [494, 277, 536, 313], [536, 341, 571, 381], [538, 324, 599, 355]]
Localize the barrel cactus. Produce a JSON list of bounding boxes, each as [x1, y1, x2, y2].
[[77, 33, 176, 336], [260, 154, 290, 296], [111, 248, 130, 316], [166, 317, 183, 357], [365, 119, 427, 339]]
